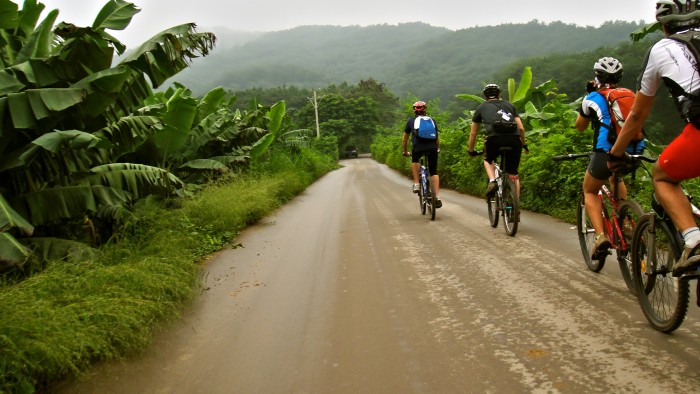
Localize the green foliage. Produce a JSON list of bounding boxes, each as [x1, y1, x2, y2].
[[0, 146, 336, 393], [0, 1, 218, 269]]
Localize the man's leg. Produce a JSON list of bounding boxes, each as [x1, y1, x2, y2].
[[583, 171, 610, 256], [653, 164, 700, 272]]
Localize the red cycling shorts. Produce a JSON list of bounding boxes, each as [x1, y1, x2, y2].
[[659, 122, 700, 181]]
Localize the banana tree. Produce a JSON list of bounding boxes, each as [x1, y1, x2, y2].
[[455, 66, 560, 134], [0, 0, 216, 269]]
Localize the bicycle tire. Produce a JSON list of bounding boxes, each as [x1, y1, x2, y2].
[[419, 177, 426, 215], [487, 193, 499, 228], [631, 214, 690, 333], [616, 200, 646, 295], [576, 193, 605, 272], [502, 175, 519, 236], [428, 178, 436, 221]]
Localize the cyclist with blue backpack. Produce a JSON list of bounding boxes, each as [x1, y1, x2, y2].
[[402, 100, 442, 208], [576, 57, 645, 258], [608, 0, 700, 274]]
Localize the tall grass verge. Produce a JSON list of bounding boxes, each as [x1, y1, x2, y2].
[[0, 148, 337, 393]]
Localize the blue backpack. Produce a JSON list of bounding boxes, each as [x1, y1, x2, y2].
[[414, 116, 437, 140]]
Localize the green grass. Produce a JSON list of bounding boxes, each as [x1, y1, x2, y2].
[[0, 149, 337, 393]]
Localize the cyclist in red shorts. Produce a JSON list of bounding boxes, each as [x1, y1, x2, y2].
[[608, 0, 700, 274]]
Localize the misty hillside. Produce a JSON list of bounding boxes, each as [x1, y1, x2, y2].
[[169, 20, 646, 105]]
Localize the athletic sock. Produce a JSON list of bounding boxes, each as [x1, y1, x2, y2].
[[682, 227, 700, 249]]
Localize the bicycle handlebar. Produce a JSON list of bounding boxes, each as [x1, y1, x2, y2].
[[551, 152, 657, 163]]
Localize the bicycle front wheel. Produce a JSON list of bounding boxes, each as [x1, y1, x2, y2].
[[576, 193, 605, 272], [631, 214, 689, 333], [502, 176, 519, 236], [616, 200, 645, 295]]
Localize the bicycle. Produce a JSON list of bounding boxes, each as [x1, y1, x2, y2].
[[472, 147, 519, 236], [405, 153, 437, 220], [630, 165, 700, 332], [552, 152, 649, 294]]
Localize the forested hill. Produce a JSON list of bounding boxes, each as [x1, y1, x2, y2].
[[171, 20, 646, 104]]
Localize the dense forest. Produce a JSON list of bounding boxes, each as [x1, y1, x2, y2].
[[168, 20, 682, 141], [170, 20, 646, 103]]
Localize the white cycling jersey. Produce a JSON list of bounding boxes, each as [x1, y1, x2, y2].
[[638, 31, 700, 100]]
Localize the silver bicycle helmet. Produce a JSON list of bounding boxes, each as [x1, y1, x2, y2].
[[483, 84, 500, 99], [656, 0, 700, 30], [593, 57, 623, 84]]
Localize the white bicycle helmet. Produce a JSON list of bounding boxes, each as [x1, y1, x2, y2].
[[483, 84, 501, 99], [656, 0, 700, 30], [593, 57, 623, 84]]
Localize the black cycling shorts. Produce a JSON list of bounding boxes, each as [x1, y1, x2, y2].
[[412, 148, 438, 176], [587, 150, 613, 181], [484, 135, 522, 175]]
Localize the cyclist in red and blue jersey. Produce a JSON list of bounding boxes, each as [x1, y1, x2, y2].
[[608, 0, 700, 274], [576, 57, 645, 258]]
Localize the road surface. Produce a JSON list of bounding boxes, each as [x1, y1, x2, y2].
[[53, 156, 700, 393]]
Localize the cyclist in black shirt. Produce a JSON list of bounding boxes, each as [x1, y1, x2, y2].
[[468, 84, 528, 197]]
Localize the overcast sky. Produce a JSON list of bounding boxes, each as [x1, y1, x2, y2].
[[37, 0, 657, 47]]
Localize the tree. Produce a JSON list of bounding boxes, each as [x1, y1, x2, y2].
[[0, 0, 216, 270]]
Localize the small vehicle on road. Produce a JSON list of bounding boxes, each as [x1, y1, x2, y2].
[[345, 146, 359, 158]]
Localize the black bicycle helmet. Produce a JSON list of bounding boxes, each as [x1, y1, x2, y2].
[[593, 57, 623, 84], [483, 84, 500, 99], [656, 0, 700, 31]]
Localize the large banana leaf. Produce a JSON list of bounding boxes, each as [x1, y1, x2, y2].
[[0, 193, 33, 234], [0, 130, 99, 174], [147, 88, 197, 168], [119, 23, 216, 88], [22, 236, 100, 263], [630, 22, 661, 42], [250, 133, 275, 159], [512, 66, 532, 105], [13, 185, 132, 225], [0, 232, 32, 268], [197, 86, 227, 121], [77, 163, 187, 197], [92, 115, 160, 154], [14, 6, 56, 64], [92, 0, 140, 31], [266, 101, 285, 135], [0, 0, 18, 31]]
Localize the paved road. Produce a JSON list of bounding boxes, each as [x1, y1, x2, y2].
[[53, 157, 700, 393]]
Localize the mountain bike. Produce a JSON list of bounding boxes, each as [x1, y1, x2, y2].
[[552, 152, 649, 294], [404, 153, 437, 220], [630, 178, 700, 333], [472, 147, 519, 236]]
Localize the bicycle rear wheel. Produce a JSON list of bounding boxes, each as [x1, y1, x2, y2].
[[419, 179, 426, 215], [576, 193, 605, 272], [616, 200, 645, 295], [631, 214, 689, 333], [502, 176, 519, 236], [487, 193, 499, 228], [427, 178, 436, 221]]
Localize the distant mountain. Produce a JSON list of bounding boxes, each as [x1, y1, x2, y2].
[[168, 20, 646, 107]]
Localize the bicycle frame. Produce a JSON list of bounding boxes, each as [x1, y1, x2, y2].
[[598, 183, 627, 252]]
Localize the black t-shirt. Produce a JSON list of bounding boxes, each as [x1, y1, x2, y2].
[[404, 115, 438, 151], [472, 100, 520, 137]]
